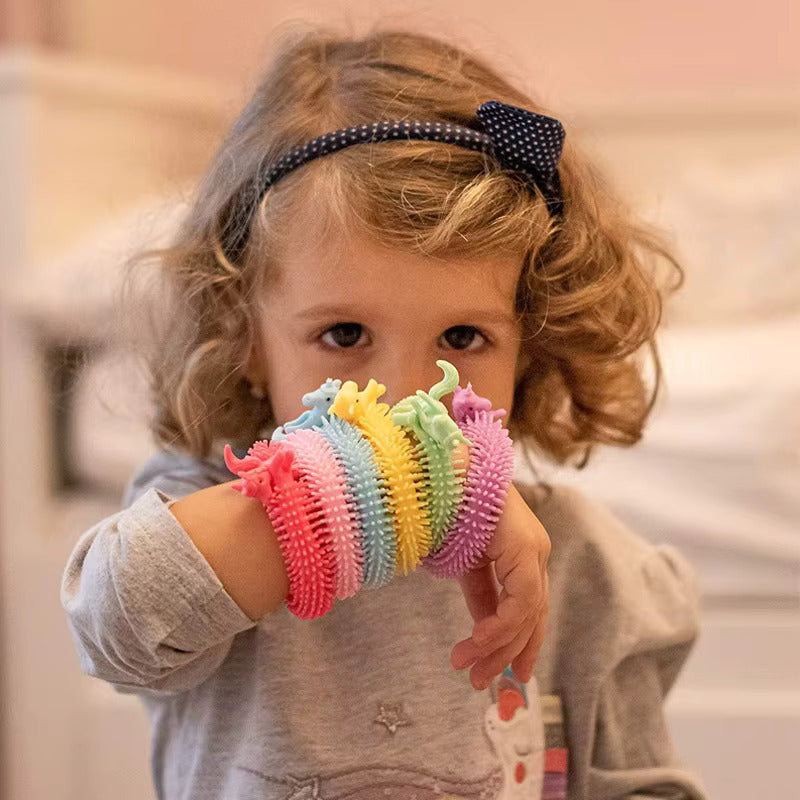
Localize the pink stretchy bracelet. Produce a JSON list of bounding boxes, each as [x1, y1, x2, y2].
[[422, 384, 514, 578], [224, 441, 337, 619], [283, 429, 364, 599]]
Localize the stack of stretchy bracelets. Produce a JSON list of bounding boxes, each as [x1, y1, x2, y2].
[[224, 360, 514, 619]]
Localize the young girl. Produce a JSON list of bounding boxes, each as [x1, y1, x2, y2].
[[61, 24, 706, 800]]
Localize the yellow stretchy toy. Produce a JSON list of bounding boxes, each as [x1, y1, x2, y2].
[[331, 378, 430, 574]]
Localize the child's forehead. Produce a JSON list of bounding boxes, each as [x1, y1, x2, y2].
[[266, 232, 522, 327], [259, 180, 526, 313], [281, 225, 520, 282]]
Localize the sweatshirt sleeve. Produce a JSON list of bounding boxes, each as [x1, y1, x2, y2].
[[584, 545, 708, 800], [526, 484, 708, 800], [61, 453, 256, 695]]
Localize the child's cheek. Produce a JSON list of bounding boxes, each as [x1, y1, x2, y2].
[[269, 385, 307, 427]]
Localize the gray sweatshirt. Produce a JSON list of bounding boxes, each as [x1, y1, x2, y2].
[[61, 449, 707, 800]]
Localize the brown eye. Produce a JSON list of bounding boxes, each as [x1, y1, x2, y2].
[[441, 326, 486, 351], [321, 323, 364, 348]]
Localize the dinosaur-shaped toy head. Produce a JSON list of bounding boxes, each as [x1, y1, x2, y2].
[[452, 382, 506, 424]]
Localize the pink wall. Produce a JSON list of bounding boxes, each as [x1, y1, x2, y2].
[[11, 0, 799, 107]]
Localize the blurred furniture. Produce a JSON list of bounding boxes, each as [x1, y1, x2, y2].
[[1, 48, 798, 800], [0, 49, 229, 800]]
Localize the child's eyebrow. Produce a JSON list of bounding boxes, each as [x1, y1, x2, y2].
[[294, 303, 366, 321], [295, 303, 518, 328]]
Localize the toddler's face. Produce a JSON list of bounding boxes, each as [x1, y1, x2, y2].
[[249, 228, 524, 427]]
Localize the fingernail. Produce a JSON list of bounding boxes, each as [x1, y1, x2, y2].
[[473, 676, 489, 691]]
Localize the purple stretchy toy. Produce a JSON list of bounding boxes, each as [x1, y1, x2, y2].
[[422, 383, 514, 578]]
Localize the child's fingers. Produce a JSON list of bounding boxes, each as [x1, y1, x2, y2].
[[472, 588, 538, 649], [456, 564, 499, 624], [473, 543, 548, 643], [479, 567, 546, 646], [510, 588, 549, 682], [452, 575, 548, 686], [468, 591, 548, 689], [451, 637, 480, 670], [466, 576, 548, 671], [451, 601, 527, 670], [467, 619, 538, 690]]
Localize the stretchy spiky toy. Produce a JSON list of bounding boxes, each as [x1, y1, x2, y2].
[[422, 383, 514, 578], [224, 362, 514, 619], [271, 378, 341, 441], [331, 378, 430, 575], [283, 428, 363, 599], [391, 360, 470, 551], [224, 442, 336, 619], [316, 414, 396, 588]]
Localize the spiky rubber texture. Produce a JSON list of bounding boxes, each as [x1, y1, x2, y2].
[[266, 481, 337, 619], [356, 406, 430, 575], [285, 429, 364, 600], [225, 442, 335, 619], [318, 416, 396, 588], [412, 435, 465, 551], [423, 411, 514, 578]]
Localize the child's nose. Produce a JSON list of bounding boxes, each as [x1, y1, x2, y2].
[[378, 357, 441, 408]]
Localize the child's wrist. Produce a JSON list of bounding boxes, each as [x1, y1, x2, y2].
[[170, 481, 290, 621]]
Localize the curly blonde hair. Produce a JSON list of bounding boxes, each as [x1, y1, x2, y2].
[[125, 24, 682, 466]]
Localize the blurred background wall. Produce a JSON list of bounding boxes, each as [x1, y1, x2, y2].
[[3, 0, 797, 101], [0, 2, 797, 800]]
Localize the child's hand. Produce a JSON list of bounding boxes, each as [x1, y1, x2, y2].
[[449, 484, 550, 691]]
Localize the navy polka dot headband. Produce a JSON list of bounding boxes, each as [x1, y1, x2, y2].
[[222, 100, 565, 261]]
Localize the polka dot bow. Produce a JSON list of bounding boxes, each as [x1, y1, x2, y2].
[[222, 100, 565, 261], [476, 101, 565, 217]]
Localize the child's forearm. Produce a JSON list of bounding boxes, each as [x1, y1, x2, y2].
[[170, 481, 289, 621]]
